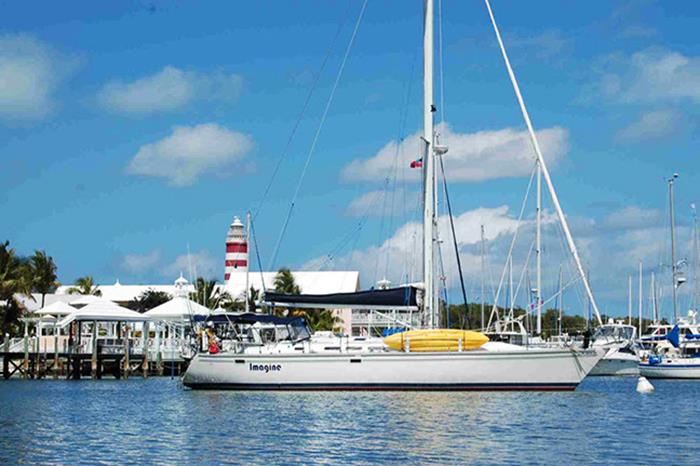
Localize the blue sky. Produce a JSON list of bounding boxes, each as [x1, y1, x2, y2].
[[2, 1, 699, 319]]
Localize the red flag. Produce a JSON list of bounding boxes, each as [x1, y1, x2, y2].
[[410, 158, 423, 168]]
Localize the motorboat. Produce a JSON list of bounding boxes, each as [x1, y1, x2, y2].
[[588, 320, 639, 376]]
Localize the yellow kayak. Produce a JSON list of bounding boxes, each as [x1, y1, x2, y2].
[[383, 329, 489, 352]]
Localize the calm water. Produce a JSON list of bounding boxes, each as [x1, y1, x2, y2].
[[0, 377, 697, 465]]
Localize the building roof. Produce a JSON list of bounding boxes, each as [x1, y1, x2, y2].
[[145, 296, 211, 321], [55, 279, 195, 303], [58, 301, 149, 325], [14, 293, 77, 313], [221, 271, 360, 300], [32, 301, 78, 317], [69, 295, 114, 307]]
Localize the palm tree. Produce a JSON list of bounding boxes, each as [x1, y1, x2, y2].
[[293, 308, 343, 332], [247, 286, 259, 313], [189, 277, 232, 309], [0, 241, 33, 335], [127, 289, 172, 313], [30, 250, 60, 308], [274, 268, 300, 295], [67, 276, 102, 296]]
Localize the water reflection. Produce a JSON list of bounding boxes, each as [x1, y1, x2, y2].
[[1, 377, 698, 465]]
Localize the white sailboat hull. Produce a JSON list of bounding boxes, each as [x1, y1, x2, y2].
[[639, 359, 700, 379], [589, 350, 639, 376], [183, 348, 601, 391]]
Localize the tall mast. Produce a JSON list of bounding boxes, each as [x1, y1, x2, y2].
[[245, 211, 251, 311], [422, 0, 437, 328], [484, 0, 603, 326], [558, 264, 563, 336], [627, 276, 632, 325], [536, 160, 542, 334], [480, 225, 486, 331], [651, 271, 658, 323], [669, 173, 679, 322], [638, 261, 643, 337], [692, 203, 698, 311]]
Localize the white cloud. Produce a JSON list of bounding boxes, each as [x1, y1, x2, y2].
[[341, 124, 569, 183], [120, 250, 162, 274], [601, 205, 664, 232], [345, 189, 419, 217], [599, 48, 700, 103], [615, 109, 680, 142], [304, 205, 521, 286], [97, 66, 242, 115], [0, 34, 74, 121], [507, 30, 569, 59], [303, 203, 687, 315], [126, 123, 253, 186], [619, 25, 657, 39], [162, 250, 219, 280]]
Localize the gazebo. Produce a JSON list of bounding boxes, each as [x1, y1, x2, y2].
[[69, 295, 115, 309], [144, 296, 210, 322]]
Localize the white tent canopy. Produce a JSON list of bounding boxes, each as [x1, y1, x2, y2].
[[145, 296, 210, 321], [69, 295, 114, 307], [33, 301, 78, 317], [58, 301, 149, 326]]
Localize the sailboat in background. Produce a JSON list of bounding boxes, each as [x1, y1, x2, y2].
[[183, 0, 602, 391], [639, 174, 700, 378]]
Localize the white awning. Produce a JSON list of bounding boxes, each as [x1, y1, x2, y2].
[[145, 297, 210, 321], [59, 301, 149, 326], [69, 295, 115, 307], [33, 301, 78, 316]]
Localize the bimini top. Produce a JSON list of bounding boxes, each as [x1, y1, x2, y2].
[[193, 312, 306, 326], [263, 286, 420, 310]]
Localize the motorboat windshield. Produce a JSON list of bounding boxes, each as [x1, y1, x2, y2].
[[593, 324, 635, 342]]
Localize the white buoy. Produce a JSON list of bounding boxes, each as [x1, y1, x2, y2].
[[637, 376, 654, 393]]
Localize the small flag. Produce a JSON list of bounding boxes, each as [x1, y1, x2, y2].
[[410, 158, 423, 168]]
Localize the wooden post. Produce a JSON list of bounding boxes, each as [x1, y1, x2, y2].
[[53, 324, 59, 380], [72, 321, 81, 380], [123, 324, 130, 380], [155, 324, 163, 376], [22, 322, 29, 379], [141, 322, 149, 378], [91, 320, 98, 379], [3, 333, 9, 379]]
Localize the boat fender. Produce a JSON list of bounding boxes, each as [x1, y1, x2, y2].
[[636, 376, 654, 394]]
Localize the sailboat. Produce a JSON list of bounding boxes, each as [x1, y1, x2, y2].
[[639, 175, 700, 378], [183, 0, 602, 391]]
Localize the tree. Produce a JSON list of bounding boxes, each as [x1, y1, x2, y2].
[[293, 308, 343, 332], [127, 289, 172, 313], [68, 276, 102, 296], [189, 277, 233, 309], [272, 267, 339, 331], [247, 286, 259, 313], [0, 241, 33, 335], [274, 268, 300, 295], [30, 250, 59, 308]]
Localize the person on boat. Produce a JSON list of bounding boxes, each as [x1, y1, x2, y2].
[[206, 322, 220, 354]]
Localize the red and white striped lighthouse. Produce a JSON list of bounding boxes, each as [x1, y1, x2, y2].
[[224, 216, 248, 284]]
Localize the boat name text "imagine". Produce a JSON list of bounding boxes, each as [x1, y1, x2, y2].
[[249, 363, 282, 373]]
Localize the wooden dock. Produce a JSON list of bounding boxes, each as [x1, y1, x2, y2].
[[1, 336, 188, 380]]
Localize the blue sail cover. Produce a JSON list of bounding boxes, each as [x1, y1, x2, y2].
[[667, 325, 680, 348], [264, 286, 420, 310]]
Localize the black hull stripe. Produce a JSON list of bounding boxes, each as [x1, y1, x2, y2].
[[183, 382, 578, 391]]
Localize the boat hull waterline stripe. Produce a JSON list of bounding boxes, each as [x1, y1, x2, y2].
[[183, 382, 578, 391]]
